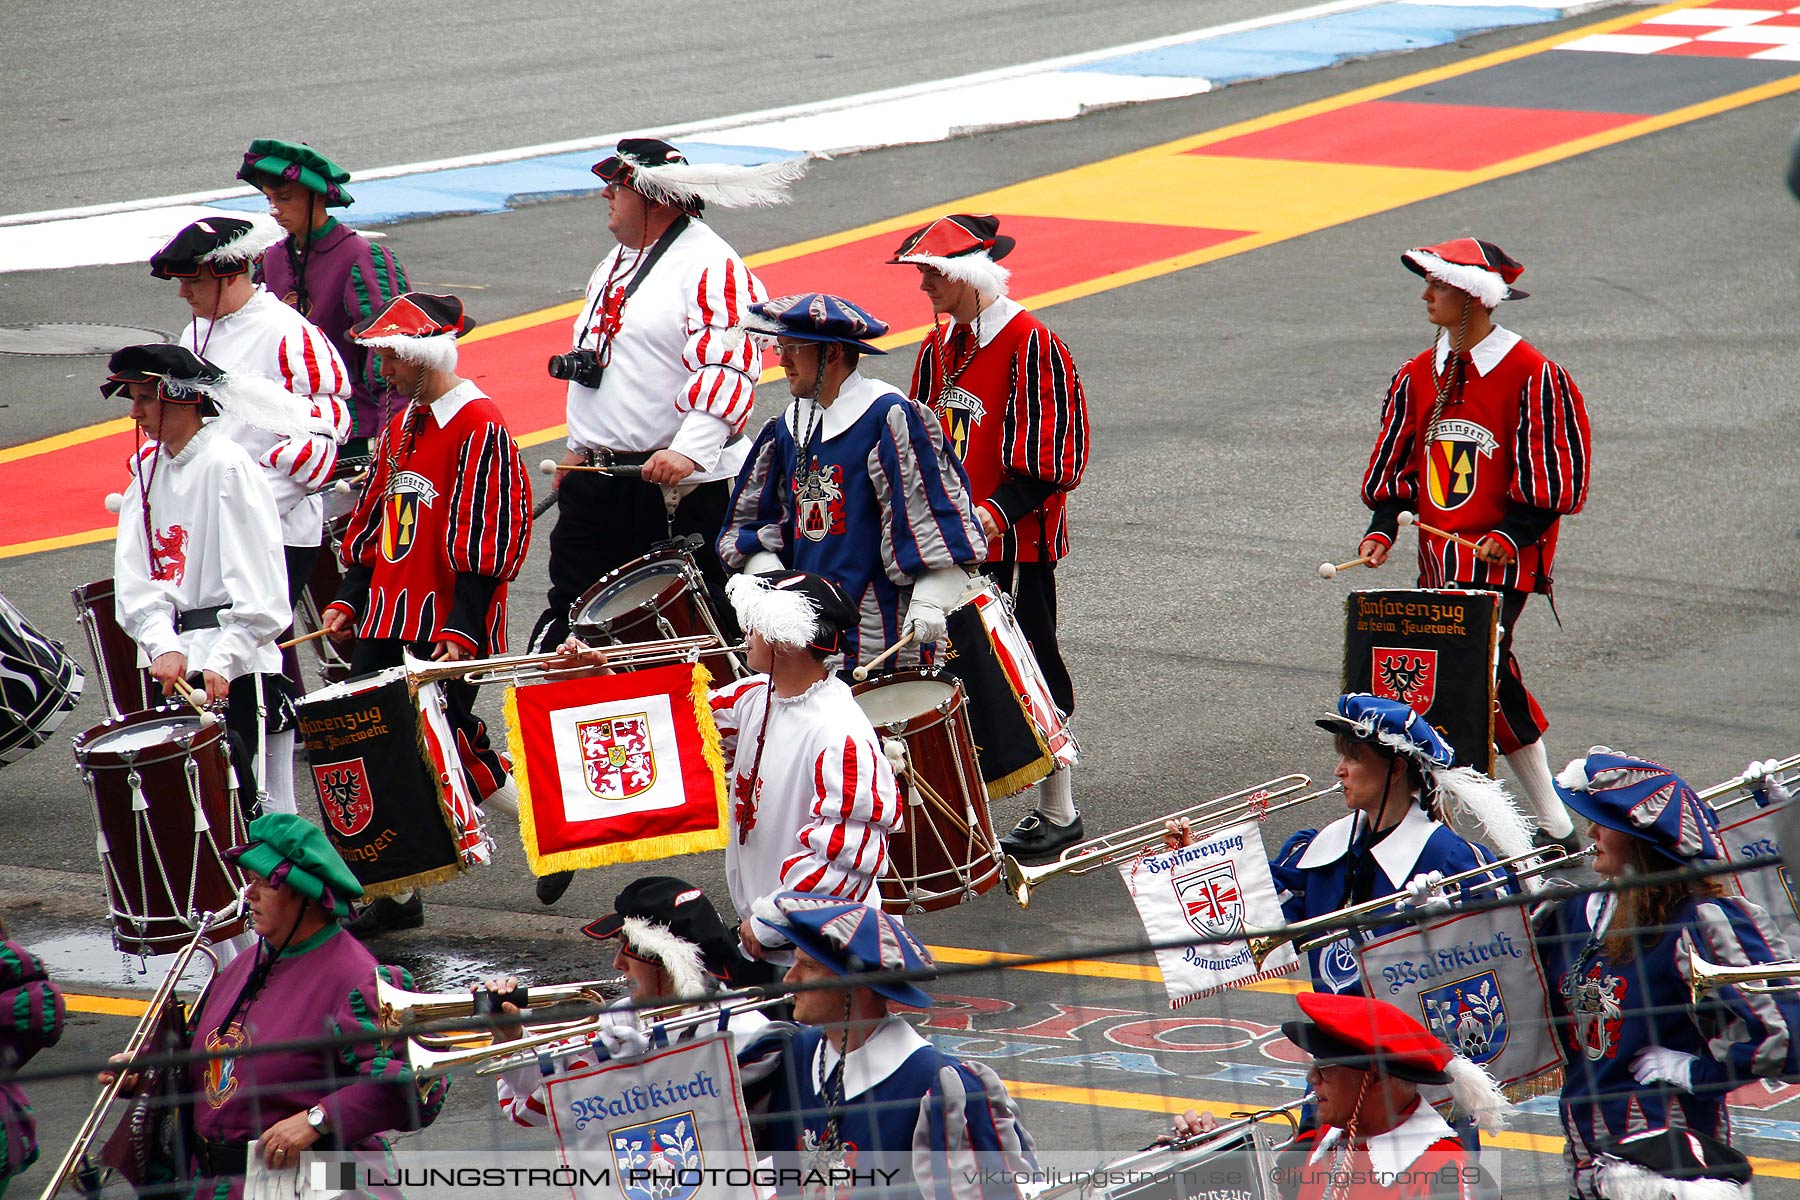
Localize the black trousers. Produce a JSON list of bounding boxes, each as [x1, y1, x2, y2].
[[1490, 586, 1549, 755], [528, 467, 734, 653], [280, 543, 318, 691], [351, 638, 507, 800], [980, 559, 1075, 717], [223, 672, 295, 819]]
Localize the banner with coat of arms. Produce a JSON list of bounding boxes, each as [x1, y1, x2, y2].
[[1717, 788, 1800, 953], [506, 663, 728, 874], [1120, 818, 1298, 1008], [545, 1032, 756, 1200], [1356, 906, 1559, 1093], [1343, 589, 1499, 774]]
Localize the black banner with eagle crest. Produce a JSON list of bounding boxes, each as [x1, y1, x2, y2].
[[1342, 589, 1499, 774]]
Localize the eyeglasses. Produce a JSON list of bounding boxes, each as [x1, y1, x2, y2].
[[774, 340, 816, 360]]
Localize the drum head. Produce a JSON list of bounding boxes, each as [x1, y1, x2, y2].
[[855, 678, 957, 726], [84, 714, 204, 754], [575, 563, 685, 627]]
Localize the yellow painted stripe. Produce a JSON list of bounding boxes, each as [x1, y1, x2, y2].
[[0, 418, 133, 464], [0, 526, 116, 560], [924, 943, 1311, 993], [66, 993, 150, 1016]]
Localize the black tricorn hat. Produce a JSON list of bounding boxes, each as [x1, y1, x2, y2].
[[102, 343, 224, 402], [149, 216, 284, 280]]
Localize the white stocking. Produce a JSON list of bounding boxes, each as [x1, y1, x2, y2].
[[1506, 739, 1572, 838], [1038, 767, 1077, 825]]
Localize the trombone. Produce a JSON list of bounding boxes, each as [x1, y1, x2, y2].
[[1001, 774, 1332, 909], [1246, 844, 1593, 968], [1686, 945, 1800, 1004], [406, 990, 788, 1078], [1036, 1096, 1310, 1200], [1703, 753, 1799, 815], [403, 634, 740, 688], [39, 909, 230, 1200], [376, 974, 618, 1026]]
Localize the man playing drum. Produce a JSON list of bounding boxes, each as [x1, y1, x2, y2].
[[888, 215, 1091, 861], [718, 292, 985, 673], [107, 344, 297, 815], [1354, 239, 1591, 852], [549, 571, 901, 978], [319, 292, 531, 935]]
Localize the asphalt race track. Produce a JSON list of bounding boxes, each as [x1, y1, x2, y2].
[[4, 3, 1800, 1195]]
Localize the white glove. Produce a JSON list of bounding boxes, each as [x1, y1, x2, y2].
[[749, 893, 792, 950], [1630, 1046, 1697, 1091], [595, 1021, 650, 1060], [742, 550, 784, 576], [904, 567, 971, 646]]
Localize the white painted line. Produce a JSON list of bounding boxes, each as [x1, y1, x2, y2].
[[1641, 5, 1782, 21], [1750, 39, 1800, 54], [1558, 30, 1693, 48], [1697, 20, 1800, 38]]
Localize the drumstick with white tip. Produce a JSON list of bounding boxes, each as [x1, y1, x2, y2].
[[105, 493, 125, 514], [851, 630, 917, 683], [539, 458, 645, 479], [1316, 556, 1374, 580], [331, 471, 369, 496], [168, 676, 219, 725], [1397, 511, 1486, 552], [278, 628, 331, 650]]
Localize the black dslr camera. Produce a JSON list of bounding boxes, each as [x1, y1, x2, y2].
[[547, 348, 604, 388]]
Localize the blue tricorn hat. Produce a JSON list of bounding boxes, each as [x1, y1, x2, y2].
[[1315, 693, 1455, 771], [744, 293, 889, 355], [758, 891, 934, 1008], [1554, 749, 1722, 864]]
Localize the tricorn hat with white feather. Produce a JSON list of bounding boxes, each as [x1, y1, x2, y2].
[[591, 138, 805, 214]]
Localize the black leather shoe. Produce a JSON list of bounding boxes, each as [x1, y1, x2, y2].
[[1532, 826, 1584, 855], [999, 810, 1085, 862], [536, 870, 574, 906], [344, 894, 424, 938]]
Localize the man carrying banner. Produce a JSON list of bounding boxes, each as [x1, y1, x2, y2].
[[489, 876, 772, 1129], [1267, 694, 1530, 996], [1354, 239, 1591, 851], [320, 292, 532, 935], [741, 892, 1038, 1196], [1538, 750, 1799, 1200], [1175, 992, 1509, 1200], [718, 292, 984, 672]]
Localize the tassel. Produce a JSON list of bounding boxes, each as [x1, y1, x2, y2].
[[128, 770, 148, 813]]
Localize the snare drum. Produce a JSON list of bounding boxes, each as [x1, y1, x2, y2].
[[853, 670, 999, 913], [942, 578, 1081, 799], [0, 591, 84, 767], [72, 708, 250, 955], [296, 668, 477, 898], [571, 546, 743, 684], [71, 578, 160, 720]]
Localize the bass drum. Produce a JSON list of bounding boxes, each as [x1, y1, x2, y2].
[[72, 578, 159, 720], [0, 591, 84, 767], [853, 670, 1000, 913]]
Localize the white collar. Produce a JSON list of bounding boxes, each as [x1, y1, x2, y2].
[[952, 295, 1023, 349], [1308, 1101, 1457, 1183], [813, 1015, 928, 1100], [783, 371, 889, 443], [425, 379, 482, 427], [1432, 324, 1520, 378], [161, 423, 215, 466], [1295, 801, 1440, 883]]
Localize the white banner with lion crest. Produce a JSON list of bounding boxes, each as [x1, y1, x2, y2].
[[544, 1032, 756, 1200], [1356, 907, 1558, 1091], [1122, 818, 1298, 1008]]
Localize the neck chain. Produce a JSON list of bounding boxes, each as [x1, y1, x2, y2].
[[1424, 303, 1471, 442], [931, 307, 983, 404]]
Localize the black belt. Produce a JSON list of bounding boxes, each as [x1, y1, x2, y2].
[[175, 606, 227, 633], [193, 1138, 249, 1176]]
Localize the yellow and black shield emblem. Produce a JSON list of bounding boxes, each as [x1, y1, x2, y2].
[[1426, 437, 1478, 511], [382, 491, 419, 562]]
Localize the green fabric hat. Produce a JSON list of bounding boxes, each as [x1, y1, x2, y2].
[[227, 813, 364, 911], [237, 138, 355, 207]]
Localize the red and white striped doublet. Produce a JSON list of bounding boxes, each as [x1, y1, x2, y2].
[[1363, 327, 1590, 594]]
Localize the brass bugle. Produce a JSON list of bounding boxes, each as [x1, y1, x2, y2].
[[1703, 753, 1799, 815], [407, 992, 787, 1078], [1248, 843, 1593, 968], [377, 974, 617, 1026], [39, 910, 229, 1199], [1686, 945, 1800, 1004], [402, 634, 740, 688], [1000, 775, 1329, 909], [1036, 1096, 1311, 1200]]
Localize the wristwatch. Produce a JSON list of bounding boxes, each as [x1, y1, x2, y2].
[[306, 1104, 329, 1133]]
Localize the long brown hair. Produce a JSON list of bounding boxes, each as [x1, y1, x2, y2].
[[1605, 838, 1722, 961]]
